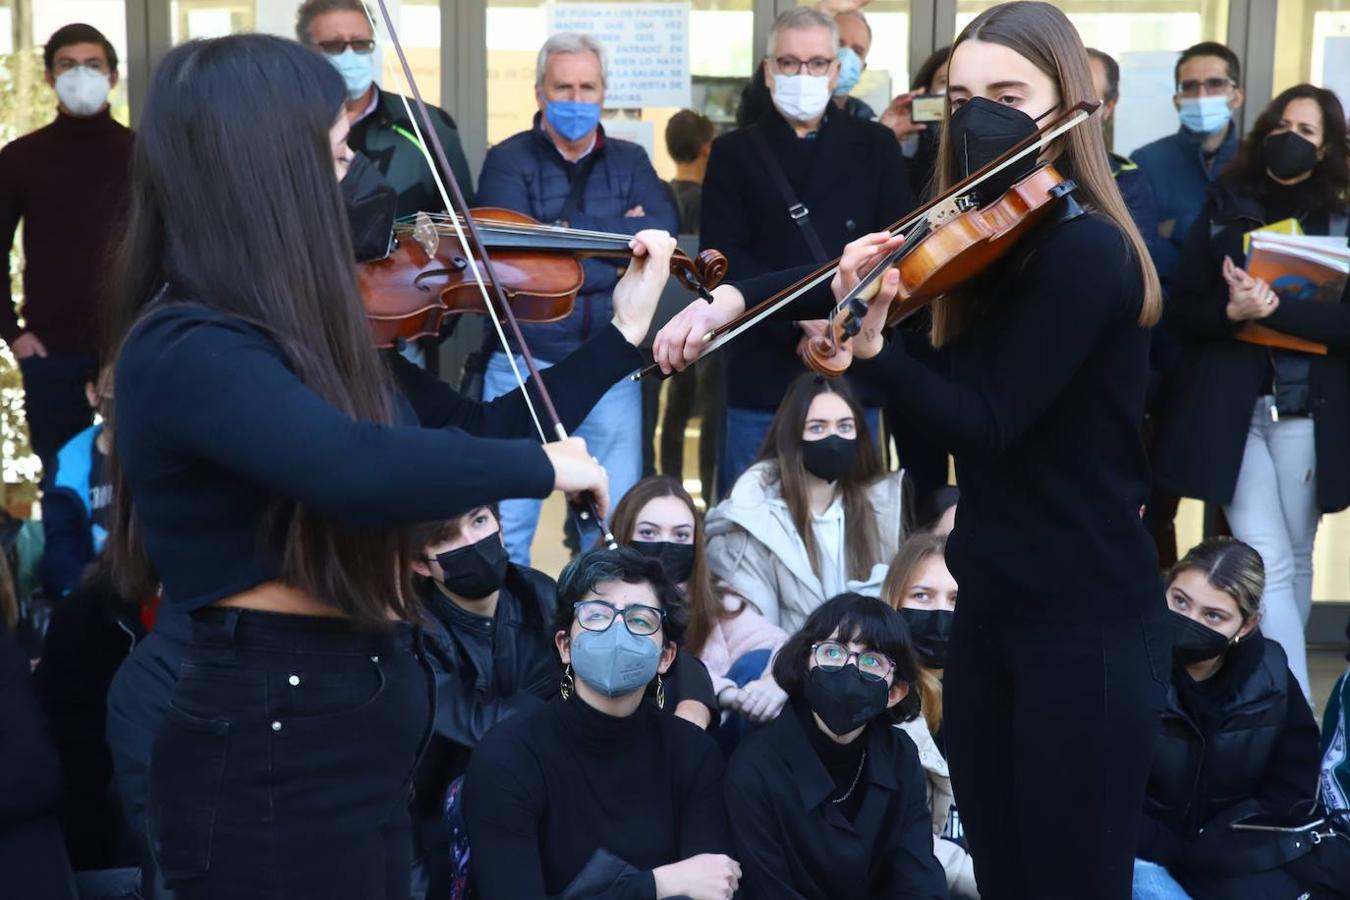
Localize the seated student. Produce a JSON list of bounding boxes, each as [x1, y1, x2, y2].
[[39, 368, 113, 599], [724, 592, 946, 899], [611, 475, 790, 725], [881, 533, 978, 898], [462, 547, 740, 900], [1135, 537, 1323, 900], [409, 504, 559, 898], [706, 373, 906, 639]]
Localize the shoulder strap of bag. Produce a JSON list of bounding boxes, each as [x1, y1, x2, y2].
[[557, 151, 602, 227], [749, 125, 829, 264]]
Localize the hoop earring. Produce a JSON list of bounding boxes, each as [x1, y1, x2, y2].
[[656, 674, 665, 710], [560, 665, 574, 700]]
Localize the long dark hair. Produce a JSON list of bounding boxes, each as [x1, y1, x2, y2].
[[610, 475, 723, 656], [932, 1, 1161, 345], [1222, 84, 1350, 212], [105, 35, 414, 624], [754, 373, 884, 582]]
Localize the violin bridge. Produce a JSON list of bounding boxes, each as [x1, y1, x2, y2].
[[412, 212, 440, 258], [927, 195, 974, 226]]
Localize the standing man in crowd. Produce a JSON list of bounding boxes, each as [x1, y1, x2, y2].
[[0, 24, 132, 477], [297, 0, 474, 216], [477, 32, 678, 564], [831, 9, 876, 120], [701, 7, 913, 497], [1086, 47, 1160, 252], [1131, 41, 1243, 284]]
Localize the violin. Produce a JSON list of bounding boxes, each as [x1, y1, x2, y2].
[[632, 100, 1100, 382], [799, 163, 1078, 376], [358, 207, 728, 349]]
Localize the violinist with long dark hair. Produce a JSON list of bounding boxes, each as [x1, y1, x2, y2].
[[103, 34, 675, 900], [655, 4, 1168, 897]]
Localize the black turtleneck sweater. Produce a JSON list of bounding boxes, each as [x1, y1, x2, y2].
[[461, 694, 731, 898], [798, 702, 867, 822], [0, 108, 133, 353]]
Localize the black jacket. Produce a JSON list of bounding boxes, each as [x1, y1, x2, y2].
[[700, 106, 915, 410], [31, 572, 143, 871], [0, 627, 76, 899], [1138, 635, 1322, 868], [415, 563, 559, 819], [1154, 182, 1350, 512], [725, 704, 947, 899], [347, 88, 475, 218]]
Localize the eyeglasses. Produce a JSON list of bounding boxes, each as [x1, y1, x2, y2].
[[1176, 77, 1235, 97], [317, 39, 376, 56], [574, 600, 666, 637], [771, 55, 834, 77], [53, 59, 110, 75], [812, 641, 894, 681]]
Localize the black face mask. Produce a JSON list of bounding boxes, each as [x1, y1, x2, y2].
[[342, 151, 397, 263], [948, 96, 1051, 205], [1169, 609, 1233, 665], [899, 608, 953, 669], [432, 533, 509, 600], [1263, 130, 1321, 181], [630, 540, 696, 584], [800, 434, 858, 483], [804, 664, 890, 736]]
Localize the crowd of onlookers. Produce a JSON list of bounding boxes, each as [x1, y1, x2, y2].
[[2, 2, 1350, 899]]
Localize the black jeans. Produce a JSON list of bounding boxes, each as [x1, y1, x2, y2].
[[146, 608, 434, 899], [19, 352, 97, 475], [943, 602, 1171, 900]]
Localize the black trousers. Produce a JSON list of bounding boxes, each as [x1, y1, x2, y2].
[[943, 601, 1171, 899], [145, 608, 434, 899], [19, 352, 97, 476]]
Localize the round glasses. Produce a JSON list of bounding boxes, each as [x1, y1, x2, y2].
[[812, 640, 894, 681], [574, 600, 666, 637]]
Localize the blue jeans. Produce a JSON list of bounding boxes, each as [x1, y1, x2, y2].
[[1132, 859, 1191, 899], [714, 648, 775, 755], [484, 351, 641, 566], [719, 406, 882, 499]]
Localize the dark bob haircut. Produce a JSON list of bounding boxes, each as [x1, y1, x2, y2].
[[554, 546, 688, 645], [773, 592, 922, 725]]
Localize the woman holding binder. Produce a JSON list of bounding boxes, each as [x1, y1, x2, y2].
[[1155, 83, 1350, 699]]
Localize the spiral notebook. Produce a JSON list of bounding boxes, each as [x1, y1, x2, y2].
[[1236, 224, 1350, 355]]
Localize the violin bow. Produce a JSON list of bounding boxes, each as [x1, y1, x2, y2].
[[362, 0, 618, 548], [630, 99, 1101, 381]]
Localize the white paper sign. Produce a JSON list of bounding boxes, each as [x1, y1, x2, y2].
[[547, 3, 691, 109], [1321, 36, 1350, 111], [1116, 50, 1180, 157], [600, 117, 656, 161]]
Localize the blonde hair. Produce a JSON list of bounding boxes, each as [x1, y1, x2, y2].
[[880, 532, 947, 733], [930, 1, 1161, 346]]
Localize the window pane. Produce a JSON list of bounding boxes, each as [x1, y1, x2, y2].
[[1273, 0, 1350, 97], [487, 0, 754, 180], [171, 0, 441, 105], [955, 0, 1229, 155]]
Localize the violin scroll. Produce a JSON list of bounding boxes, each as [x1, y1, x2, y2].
[[671, 248, 728, 300], [797, 323, 854, 378]]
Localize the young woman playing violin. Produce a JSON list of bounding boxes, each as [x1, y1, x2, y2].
[[655, 4, 1166, 897], [104, 34, 677, 900]]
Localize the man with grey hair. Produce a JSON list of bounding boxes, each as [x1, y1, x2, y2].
[[700, 6, 914, 498], [476, 32, 678, 566], [295, 0, 473, 216]]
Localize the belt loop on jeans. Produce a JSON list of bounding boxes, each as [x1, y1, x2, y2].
[[222, 607, 242, 644]]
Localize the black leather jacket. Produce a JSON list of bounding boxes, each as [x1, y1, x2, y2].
[[414, 564, 559, 820]]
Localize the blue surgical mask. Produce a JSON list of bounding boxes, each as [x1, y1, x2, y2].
[[545, 100, 602, 142], [1178, 95, 1232, 135], [834, 46, 863, 97], [329, 48, 374, 101], [569, 619, 662, 698]]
